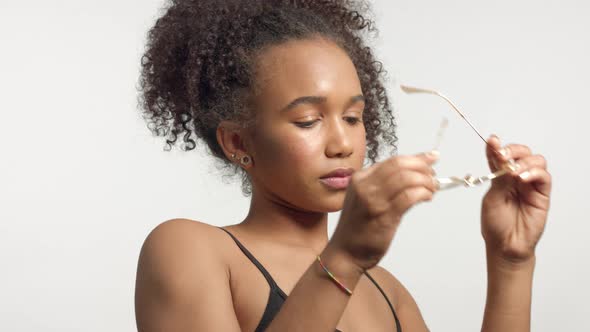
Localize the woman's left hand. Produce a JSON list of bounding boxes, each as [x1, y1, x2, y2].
[[481, 135, 552, 263]]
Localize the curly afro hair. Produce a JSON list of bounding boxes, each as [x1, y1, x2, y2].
[[138, 0, 398, 196]]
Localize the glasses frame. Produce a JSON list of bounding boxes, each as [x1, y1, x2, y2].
[[400, 85, 519, 190]]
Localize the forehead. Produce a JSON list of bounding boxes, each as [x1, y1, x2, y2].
[[253, 37, 362, 99]]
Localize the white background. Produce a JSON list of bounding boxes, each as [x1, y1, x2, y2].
[[1, 0, 588, 331]]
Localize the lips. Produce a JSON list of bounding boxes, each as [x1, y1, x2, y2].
[[320, 167, 355, 179], [319, 176, 352, 189]]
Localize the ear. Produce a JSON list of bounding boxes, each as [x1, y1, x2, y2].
[[216, 120, 252, 162]]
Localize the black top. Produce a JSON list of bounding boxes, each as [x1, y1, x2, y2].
[[219, 227, 402, 332]]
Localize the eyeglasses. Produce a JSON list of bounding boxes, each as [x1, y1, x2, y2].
[[400, 85, 519, 190]]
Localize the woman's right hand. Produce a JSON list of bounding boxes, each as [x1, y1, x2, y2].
[[329, 151, 441, 271]]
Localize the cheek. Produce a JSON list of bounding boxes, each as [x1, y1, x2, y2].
[[359, 134, 367, 159], [287, 140, 322, 172], [256, 125, 321, 169], [255, 122, 321, 178]]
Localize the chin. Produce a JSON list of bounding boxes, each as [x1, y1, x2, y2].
[[317, 192, 347, 212]]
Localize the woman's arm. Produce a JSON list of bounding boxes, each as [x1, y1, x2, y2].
[[134, 219, 241, 331], [264, 244, 366, 332], [135, 219, 365, 332], [479, 136, 551, 331], [371, 256, 535, 332], [481, 252, 535, 332]]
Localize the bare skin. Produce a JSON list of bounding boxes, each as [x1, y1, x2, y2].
[[136, 219, 423, 331], [135, 36, 552, 332]]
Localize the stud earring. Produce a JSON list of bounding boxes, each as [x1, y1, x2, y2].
[[230, 152, 251, 167], [240, 155, 251, 166]]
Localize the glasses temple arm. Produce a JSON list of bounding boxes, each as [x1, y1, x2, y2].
[[400, 85, 502, 156]]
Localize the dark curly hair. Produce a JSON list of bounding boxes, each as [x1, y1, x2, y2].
[[138, 0, 398, 196]]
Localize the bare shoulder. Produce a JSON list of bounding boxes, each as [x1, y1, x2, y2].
[[137, 218, 225, 278], [366, 265, 411, 307], [140, 218, 222, 256], [367, 265, 430, 332], [135, 218, 240, 331], [145, 217, 219, 242]]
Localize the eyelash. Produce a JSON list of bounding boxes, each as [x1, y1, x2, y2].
[[295, 117, 363, 129]]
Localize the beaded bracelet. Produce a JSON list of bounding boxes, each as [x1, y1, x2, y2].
[[316, 255, 353, 296]]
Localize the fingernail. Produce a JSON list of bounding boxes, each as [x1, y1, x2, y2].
[[428, 150, 440, 158], [514, 163, 521, 171], [432, 176, 440, 190], [499, 148, 507, 157], [519, 171, 530, 180], [507, 161, 520, 172], [492, 158, 498, 169]]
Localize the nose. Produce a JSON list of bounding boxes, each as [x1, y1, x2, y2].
[[324, 115, 354, 158]]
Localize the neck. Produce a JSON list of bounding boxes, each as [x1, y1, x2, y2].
[[239, 188, 330, 255]]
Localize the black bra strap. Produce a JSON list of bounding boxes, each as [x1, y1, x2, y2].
[[218, 227, 286, 297], [220, 227, 401, 331], [364, 271, 402, 331]]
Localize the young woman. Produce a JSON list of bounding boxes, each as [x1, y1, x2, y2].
[[134, 1, 552, 331]]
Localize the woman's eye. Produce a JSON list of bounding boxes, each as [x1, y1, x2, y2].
[[345, 117, 362, 125], [294, 117, 362, 129], [294, 120, 318, 128]]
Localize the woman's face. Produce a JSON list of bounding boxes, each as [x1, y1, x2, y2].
[[247, 36, 367, 212]]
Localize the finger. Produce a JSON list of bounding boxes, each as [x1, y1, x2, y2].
[[390, 186, 435, 215], [417, 150, 441, 165], [485, 136, 533, 173], [494, 143, 533, 163], [507, 154, 547, 177], [485, 135, 503, 171], [383, 169, 439, 200], [514, 167, 552, 198]]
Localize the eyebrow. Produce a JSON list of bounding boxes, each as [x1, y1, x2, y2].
[[280, 94, 365, 113]]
